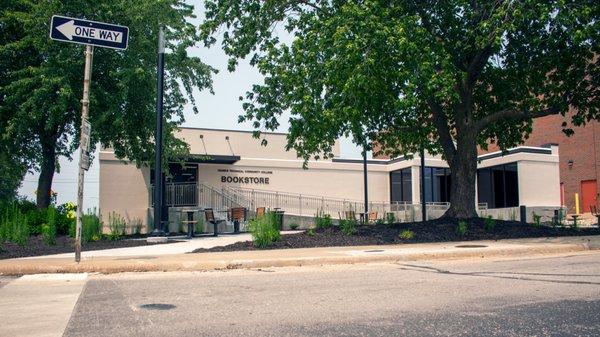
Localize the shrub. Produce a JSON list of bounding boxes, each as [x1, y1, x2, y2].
[[289, 223, 299, 230], [484, 216, 495, 232], [399, 229, 414, 240], [42, 207, 57, 246], [306, 228, 315, 236], [56, 203, 76, 235], [339, 219, 358, 236], [108, 212, 126, 240], [129, 218, 144, 235], [385, 212, 396, 225], [315, 210, 332, 229], [532, 213, 541, 228], [455, 220, 467, 236], [0, 203, 29, 246], [375, 218, 384, 225], [82, 210, 103, 242], [246, 211, 280, 248]]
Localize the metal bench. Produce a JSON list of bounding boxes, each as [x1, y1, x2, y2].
[[204, 208, 224, 237]]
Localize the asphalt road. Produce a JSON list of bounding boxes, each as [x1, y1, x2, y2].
[[58, 252, 600, 337]]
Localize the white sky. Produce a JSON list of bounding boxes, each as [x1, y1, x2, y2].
[[18, 1, 365, 208]]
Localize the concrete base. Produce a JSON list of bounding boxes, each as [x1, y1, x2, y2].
[[146, 236, 169, 243]]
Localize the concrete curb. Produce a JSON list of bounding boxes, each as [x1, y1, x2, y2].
[[1, 239, 597, 275]]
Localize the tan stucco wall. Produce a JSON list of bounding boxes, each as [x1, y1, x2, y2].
[[518, 160, 561, 207], [99, 159, 151, 231], [199, 162, 389, 202], [177, 128, 340, 160]]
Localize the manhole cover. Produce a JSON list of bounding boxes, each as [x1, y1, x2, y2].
[[455, 244, 488, 248], [139, 303, 176, 310], [364, 249, 385, 253]]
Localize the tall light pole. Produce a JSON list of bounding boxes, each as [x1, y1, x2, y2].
[[152, 26, 166, 236], [363, 143, 369, 221], [420, 146, 427, 222]]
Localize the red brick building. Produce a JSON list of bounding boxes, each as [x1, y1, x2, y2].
[[481, 113, 599, 214]]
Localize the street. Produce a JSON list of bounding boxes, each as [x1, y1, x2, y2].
[[63, 252, 600, 336], [2, 252, 600, 337]]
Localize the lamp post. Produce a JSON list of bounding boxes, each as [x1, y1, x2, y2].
[[363, 144, 368, 221], [420, 146, 426, 222], [152, 26, 166, 237]]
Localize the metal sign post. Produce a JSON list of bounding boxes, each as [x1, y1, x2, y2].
[[50, 15, 128, 262], [75, 45, 93, 262]]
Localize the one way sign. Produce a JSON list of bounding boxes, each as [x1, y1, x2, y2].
[[50, 15, 129, 50]]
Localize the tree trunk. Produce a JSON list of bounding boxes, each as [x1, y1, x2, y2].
[[36, 140, 57, 209], [443, 135, 479, 219]]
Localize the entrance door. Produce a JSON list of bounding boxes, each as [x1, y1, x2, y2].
[[581, 180, 597, 213]]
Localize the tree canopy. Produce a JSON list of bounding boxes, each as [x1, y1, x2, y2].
[[0, 0, 216, 207], [201, 0, 599, 217]]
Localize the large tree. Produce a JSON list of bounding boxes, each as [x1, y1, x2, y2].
[[0, 0, 215, 208], [201, 0, 599, 218]]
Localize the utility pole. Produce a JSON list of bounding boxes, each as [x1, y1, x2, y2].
[[74, 45, 94, 262], [152, 26, 166, 237]]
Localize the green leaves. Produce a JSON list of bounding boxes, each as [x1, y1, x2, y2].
[[0, 0, 217, 185]]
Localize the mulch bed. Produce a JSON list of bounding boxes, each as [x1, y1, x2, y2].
[[0, 235, 177, 260], [193, 217, 600, 253]]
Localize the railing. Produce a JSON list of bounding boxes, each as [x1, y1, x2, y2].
[[150, 183, 198, 207], [150, 183, 490, 222]]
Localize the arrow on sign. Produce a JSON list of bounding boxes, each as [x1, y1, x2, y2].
[[55, 20, 124, 43]]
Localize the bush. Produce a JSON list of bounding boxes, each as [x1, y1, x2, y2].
[[108, 212, 126, 240], [306, 228, 315, 236], [532, 213, 542, 228], [339, 219, 358, 236], [129, 218, 143, 235], [42, 207, 57, 246], [289, 223, 299, 230], [386, 212, 396, 225], [375, 218, 384, 225], [455, 220, 467, 236], [246, 211, 280, 248], [399, 229, 414, 240], [56, 203, 76, 235], [82, 209, 103, 242], [0, 203, 29, 246], [315, 210, 332, 229], [484, 216, 495, 232]]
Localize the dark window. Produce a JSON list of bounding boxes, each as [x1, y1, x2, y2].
[[477, 163, 519, 208], [423, 167, 451, 203], [150, 163, 198, 184], [390, 168, 412, 202]]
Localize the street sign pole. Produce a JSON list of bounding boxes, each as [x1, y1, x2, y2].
[[75, 45, 94, 262], [50, 15, 128, 262]]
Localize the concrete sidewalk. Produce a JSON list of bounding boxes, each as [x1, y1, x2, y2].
[[1, 235, 599, 275]]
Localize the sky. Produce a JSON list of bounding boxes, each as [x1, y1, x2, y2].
[[18, 1, 366, 209]]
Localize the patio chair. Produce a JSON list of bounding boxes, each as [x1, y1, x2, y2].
[[228, 207, 247, 233], [256, 207, 266, 218], [204, 208, 224, 237], [345, 211, 357, 221]]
